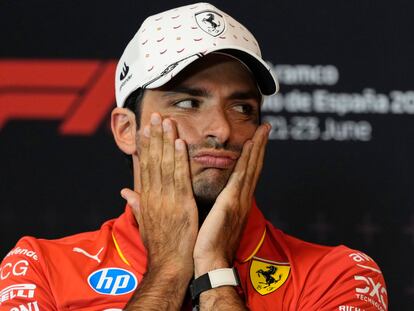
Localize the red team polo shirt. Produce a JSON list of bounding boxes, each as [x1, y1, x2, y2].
[[0, 203, 388, 310]]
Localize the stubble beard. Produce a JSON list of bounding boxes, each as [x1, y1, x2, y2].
[[191, 168, 232, 222], [187, 140, 242, 224], [136, 135, 242, 224]]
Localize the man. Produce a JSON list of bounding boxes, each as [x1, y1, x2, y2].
[[0, 3, 387, 310]]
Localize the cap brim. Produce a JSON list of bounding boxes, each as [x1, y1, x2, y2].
[[144, 46, 279, 96], [215, 48, 279, 95]]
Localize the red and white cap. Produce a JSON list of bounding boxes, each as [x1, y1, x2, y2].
[[115, 2, 279, 108]]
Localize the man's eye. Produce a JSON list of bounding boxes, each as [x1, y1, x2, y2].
[[233, 104, 253, 114], [174, 99, 198, 109]]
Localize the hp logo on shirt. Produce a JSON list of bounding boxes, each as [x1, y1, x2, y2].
[[88, 268, 137, 295]]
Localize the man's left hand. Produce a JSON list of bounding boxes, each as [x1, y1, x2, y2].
[[193, 123, 271, 276]]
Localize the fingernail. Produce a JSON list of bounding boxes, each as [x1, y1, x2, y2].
[[175, 139, 184, 150], [120, 190, 127, 199], [151, 113, 161, 125], [143, 126, 150, 137], [162, 119, 171, 132]]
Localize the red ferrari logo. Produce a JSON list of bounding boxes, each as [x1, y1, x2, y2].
[[0, 60, 116, 135]]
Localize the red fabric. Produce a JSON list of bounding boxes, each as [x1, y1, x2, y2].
[[0, 204, 387, 310]]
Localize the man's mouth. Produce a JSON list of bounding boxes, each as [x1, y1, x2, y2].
[[192, 150, 238, 169]]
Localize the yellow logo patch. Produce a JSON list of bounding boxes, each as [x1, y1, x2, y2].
[[250, 257, 290, 295]]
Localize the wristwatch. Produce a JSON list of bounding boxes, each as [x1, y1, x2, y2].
[[190, 267, 240, 300]]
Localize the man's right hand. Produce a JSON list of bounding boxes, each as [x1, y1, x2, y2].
[[121, 113, 198, 310]]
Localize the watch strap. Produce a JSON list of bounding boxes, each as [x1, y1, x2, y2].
[[190, 267, 240, 300]]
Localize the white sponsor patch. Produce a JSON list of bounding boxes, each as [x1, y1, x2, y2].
[[0, 260, 29, 280], [0, 284, 36, 305], [6, 248, 38, 261]]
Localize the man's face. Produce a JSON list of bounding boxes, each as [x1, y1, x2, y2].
[[137, 54, 261, 206]]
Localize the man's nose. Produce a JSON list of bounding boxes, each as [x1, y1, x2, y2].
[[201, 105, 231, 145]]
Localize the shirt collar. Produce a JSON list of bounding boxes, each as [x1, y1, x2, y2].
[[235, 200, 267, 263], [112, 205, 147, 274]]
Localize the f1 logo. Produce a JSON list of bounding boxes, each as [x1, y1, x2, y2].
[[0, 60, 116, 135]]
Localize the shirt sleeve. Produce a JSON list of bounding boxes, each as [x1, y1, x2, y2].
[[298, 246, 388, 311], [0, 237, 57, 310]]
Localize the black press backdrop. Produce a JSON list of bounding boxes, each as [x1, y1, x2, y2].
[[1, 0, 413, 309]]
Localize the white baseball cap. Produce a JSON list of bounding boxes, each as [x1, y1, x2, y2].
[[115, 2, 279, 108]]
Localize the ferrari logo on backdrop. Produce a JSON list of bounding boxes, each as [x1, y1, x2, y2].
[[250, 257, 290, 295]]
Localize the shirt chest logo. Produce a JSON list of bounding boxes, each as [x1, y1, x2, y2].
[[73, 246, 104, 263], [88, 268, 137, 295], [249, 257, 290, 295]]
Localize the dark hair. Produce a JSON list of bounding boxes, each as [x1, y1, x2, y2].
[[123, 88, 145, 171]]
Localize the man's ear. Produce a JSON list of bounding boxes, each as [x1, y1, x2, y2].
[[111, 107, 138, 155]]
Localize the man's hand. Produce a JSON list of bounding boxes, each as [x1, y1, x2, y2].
[[121, 113, 198, 310], [193, 123, 270, 311], [193, 123, 270, 274]]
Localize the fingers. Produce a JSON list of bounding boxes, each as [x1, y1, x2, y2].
[[121, 188, 140, 206], [251, 124, 270, 190], [225, 124, 269, 191], [218, 124, 270, 205], [120, 188, 142, 222], [243, 123, 271, 198], [140, 113, 178, 197], [174, 139, 193, 204], [225, 139, 253, 190], [138, 112, 194, 211], [161, 119, 177, 194], [148, 113, 163, 195], [121, 188, 147, 243], [139, 125, 151, 194], [131, 113, 198, 269]]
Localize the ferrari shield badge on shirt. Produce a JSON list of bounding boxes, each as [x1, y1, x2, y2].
[[250, 257, 290, 295]]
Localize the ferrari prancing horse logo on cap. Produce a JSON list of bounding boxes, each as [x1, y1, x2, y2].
[[195, 11, 225, 37], [250, 257, 290, 295]]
